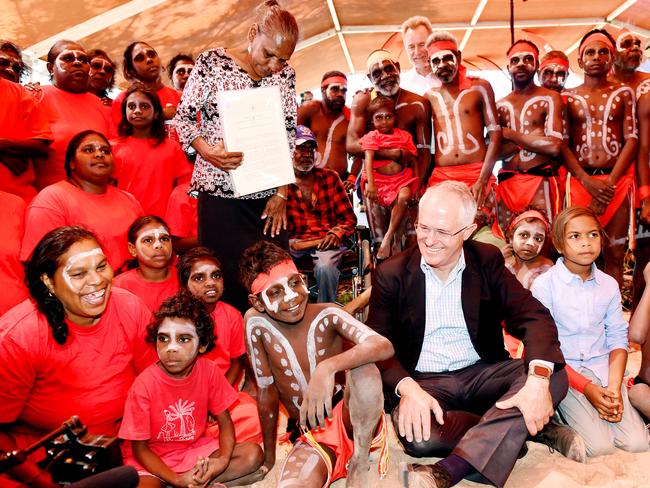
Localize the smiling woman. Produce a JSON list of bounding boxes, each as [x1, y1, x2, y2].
[[0, 226, 155, 486], [21, 130, 144, 271]]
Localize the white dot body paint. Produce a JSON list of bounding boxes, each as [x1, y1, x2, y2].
[[135, 226, 169, 255], [157, 318, 199, 358], [62, 247, 106, 293]]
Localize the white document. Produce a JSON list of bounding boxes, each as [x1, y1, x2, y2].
[[218, 86, 295, 197]]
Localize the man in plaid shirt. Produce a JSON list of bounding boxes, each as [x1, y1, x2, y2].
[[287, 126, 356, 302]]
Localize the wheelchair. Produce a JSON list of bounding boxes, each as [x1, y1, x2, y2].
[[292, 224, 373, 322]]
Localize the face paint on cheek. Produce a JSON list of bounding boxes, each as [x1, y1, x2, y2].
[[62, 248, 105, 293], [260, 276, 303, 313], [430, 50, 457, 69], [135, 226, 169, 254], [158, 321, 199, 357]]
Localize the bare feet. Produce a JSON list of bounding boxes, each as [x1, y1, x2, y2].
[[376, 237, 392, 260]]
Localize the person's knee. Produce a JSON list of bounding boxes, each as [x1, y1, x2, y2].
[[586, 437, 616, 457], [238, 442, 264, 469], [391, 407, 453, 458], [348, 364, 382, 403], [616, 428, 650, 453]]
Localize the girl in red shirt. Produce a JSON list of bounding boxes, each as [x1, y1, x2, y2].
[[112, 84, 191, 216], [178, 248, 262, 444], [114, 216, 179, 312]]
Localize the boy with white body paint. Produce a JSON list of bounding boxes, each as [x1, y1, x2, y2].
[[239, 241, 394, 487], [113, 216, 179, 312], [119, 290, 263, 488], [496, 39, 565, 232]]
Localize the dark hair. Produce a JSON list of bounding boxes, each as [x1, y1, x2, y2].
[[321, 70, 346, 83], [368, 95, 396, 117], [46, 40, 86, 82], [117, 83, 166, 145], [0, 40, 28, 81], [240, 240, 293, 292], [507, 39, 539, 57], [87, 48, 116, 93], [579, 29, 616, 55], [117, 215, 170, 274], [540, 50, 569, 65], [167, 53, 194, 82], [254, 0, 299, 45], [147, 290, 216, 354], [551, 206, 605, 254], [24, 226, 101, 345], [177, 247, 222, 289], [122, 41, 157, 82], [64, 130, 111, 178]]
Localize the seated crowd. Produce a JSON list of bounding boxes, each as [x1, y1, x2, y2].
[[3, 1, 650, 487]]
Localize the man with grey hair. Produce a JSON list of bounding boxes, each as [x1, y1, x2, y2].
[[368, 181, 579, 488], [424, 32, 501, 217], [400, 16, 440, 95]]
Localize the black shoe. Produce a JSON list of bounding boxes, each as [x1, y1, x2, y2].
[[532, 421, 586, 463], [401, 462, 452, 488]]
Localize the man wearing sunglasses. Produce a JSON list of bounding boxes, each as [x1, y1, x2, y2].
[[368, 180, 574, 488]]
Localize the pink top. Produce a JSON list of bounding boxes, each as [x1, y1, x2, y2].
[[113, 268, 180, 312], [0, 288, 155, 438], [204, 302, 246, 374], [33, 85, 110, 189], [164, 181, 197, 239], [112, 137, 192, 216], [360, 128, 417, 169], [0, 78, 53, 202], [0, 192, 28, 315], [21, 181, 144, 271], [119, 358, 237, 473]]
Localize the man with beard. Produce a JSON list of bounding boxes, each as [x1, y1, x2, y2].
[[400, 16, 440, 96], [610, 29, 650, 97], [563, 29, 638, 286], [538, 50, 570, 94], [298, 71, 353, 185], [286, 126, 356, 303], [347, 50, 431, 251], [495, 40, 564, 231], [424, 32, 502, 214]]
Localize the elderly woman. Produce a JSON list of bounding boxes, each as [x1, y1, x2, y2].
[[21, 130, 143, 271], [110, 41, 181, 127], [0, 226, 154, 486], [87, 48, 117, 103], [173, 0, 299, 312], [32, 40, 111, 189]]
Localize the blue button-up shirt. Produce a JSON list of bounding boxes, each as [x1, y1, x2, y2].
[[531, 258, 628, 387]]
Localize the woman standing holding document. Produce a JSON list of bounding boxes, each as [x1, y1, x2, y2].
[[173, 0, 298, 312]]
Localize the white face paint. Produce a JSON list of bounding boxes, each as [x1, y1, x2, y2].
[[260, 275, 304, 313], [62, 247, 105, 292], [616, 34, 637, 52], [157, 318, 200, 357], [508, 51, 537, 66], [429, 50, 457, 69], [135, 226, 170, 254]]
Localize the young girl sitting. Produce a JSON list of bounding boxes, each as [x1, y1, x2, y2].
[[178, 247, 262, 444], [119, 291, 262, 487], [113, 216, 179, 312], [359, 96, 419, 260], [112, 83, 191, 216], [531, 206, 649, 457], [502, 209, 553, 290]]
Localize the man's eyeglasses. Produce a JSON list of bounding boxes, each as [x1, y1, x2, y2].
[[415, 224, 470, 241]]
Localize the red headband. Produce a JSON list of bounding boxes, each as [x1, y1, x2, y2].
[[507, 210, 549, 234], [321, 75, 347, 88], [508, 43, 538, 61], [579, 33, 614, 58], [427, 40, 457, 58], [539, 57, 569, 71], [250, 259, 299, 295]]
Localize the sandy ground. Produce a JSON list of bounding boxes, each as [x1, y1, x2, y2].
[[244, 348, 650, 488]]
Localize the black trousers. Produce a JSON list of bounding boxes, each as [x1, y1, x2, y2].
[[392, 360, 568, 488], [198, 193, 289, 313]]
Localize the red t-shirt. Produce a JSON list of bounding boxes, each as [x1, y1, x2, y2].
[[33, 85, 111, 189], [203, 302, 246, 374], [113, 268, 180, 312], [112, 137, 192, 216], [20, 181, 144, 271], [164, 181, 197, 239], [0, 288, 155, 441], [0, 192, 28, 316], [119, 358, 237, 473], [0, 78, 53, 202], [111, 85, 181, 132], [359, 128, 417, 169]]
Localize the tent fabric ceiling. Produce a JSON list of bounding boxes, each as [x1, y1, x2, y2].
[[2, 0, 650, 91]]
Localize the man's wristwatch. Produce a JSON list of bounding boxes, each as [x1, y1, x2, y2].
[[528, 364, 552, 380]]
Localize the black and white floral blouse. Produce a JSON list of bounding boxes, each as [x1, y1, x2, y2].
[[173, 48, 297, 199]]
